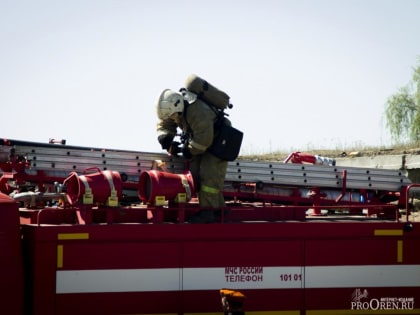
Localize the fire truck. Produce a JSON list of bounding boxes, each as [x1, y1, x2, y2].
[[1, 138, 419, 315]]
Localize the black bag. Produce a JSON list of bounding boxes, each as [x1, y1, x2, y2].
[[208, 124, 243, 161]]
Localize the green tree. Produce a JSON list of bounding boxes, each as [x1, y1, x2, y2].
[[385, 58, 420, 142]]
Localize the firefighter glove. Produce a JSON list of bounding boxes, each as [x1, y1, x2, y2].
[[182, 146, 192, 160], [158, 134, 173, 150], [168, 141, 182, 156]]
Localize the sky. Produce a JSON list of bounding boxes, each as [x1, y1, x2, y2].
[[1, 0, 420, 155]]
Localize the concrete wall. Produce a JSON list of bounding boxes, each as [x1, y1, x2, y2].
[[335, 154, 420, 183]]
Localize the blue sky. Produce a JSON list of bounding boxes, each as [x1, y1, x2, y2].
[[1, 0, 419, 154]]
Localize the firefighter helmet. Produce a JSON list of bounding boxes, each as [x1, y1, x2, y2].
[[220, 289, 246, 302], [156, 89, 184, 120]]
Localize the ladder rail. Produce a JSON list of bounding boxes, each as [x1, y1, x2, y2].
[[1, 139, 411, 194]]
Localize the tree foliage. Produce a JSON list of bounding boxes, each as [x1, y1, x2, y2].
[[385, 58, 420, 142]]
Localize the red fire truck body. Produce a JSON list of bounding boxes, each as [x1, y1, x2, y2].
[[1, 139, 419, 315]]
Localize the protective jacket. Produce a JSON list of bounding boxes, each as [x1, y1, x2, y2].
[[157, 97, 228, 209], [157, 98, 217, 155]]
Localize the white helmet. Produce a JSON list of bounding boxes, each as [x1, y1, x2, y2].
[[156, 89, 184, 120]]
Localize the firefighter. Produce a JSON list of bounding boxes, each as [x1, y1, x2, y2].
[[220, 289, 246, 315], [156, 89, 230, 223]]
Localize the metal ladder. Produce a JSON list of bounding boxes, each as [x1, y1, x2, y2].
[[0, 139, 411, 194]]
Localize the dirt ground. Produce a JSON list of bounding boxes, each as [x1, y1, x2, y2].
[[400, 209, 420, 222], [241, 145, 420, 162]]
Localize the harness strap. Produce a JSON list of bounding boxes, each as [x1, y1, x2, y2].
[[79, 175, 93, 204], [179, 174, 192, 200]]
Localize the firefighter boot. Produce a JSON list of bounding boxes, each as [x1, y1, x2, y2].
[[187, 210, 215, 223]]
